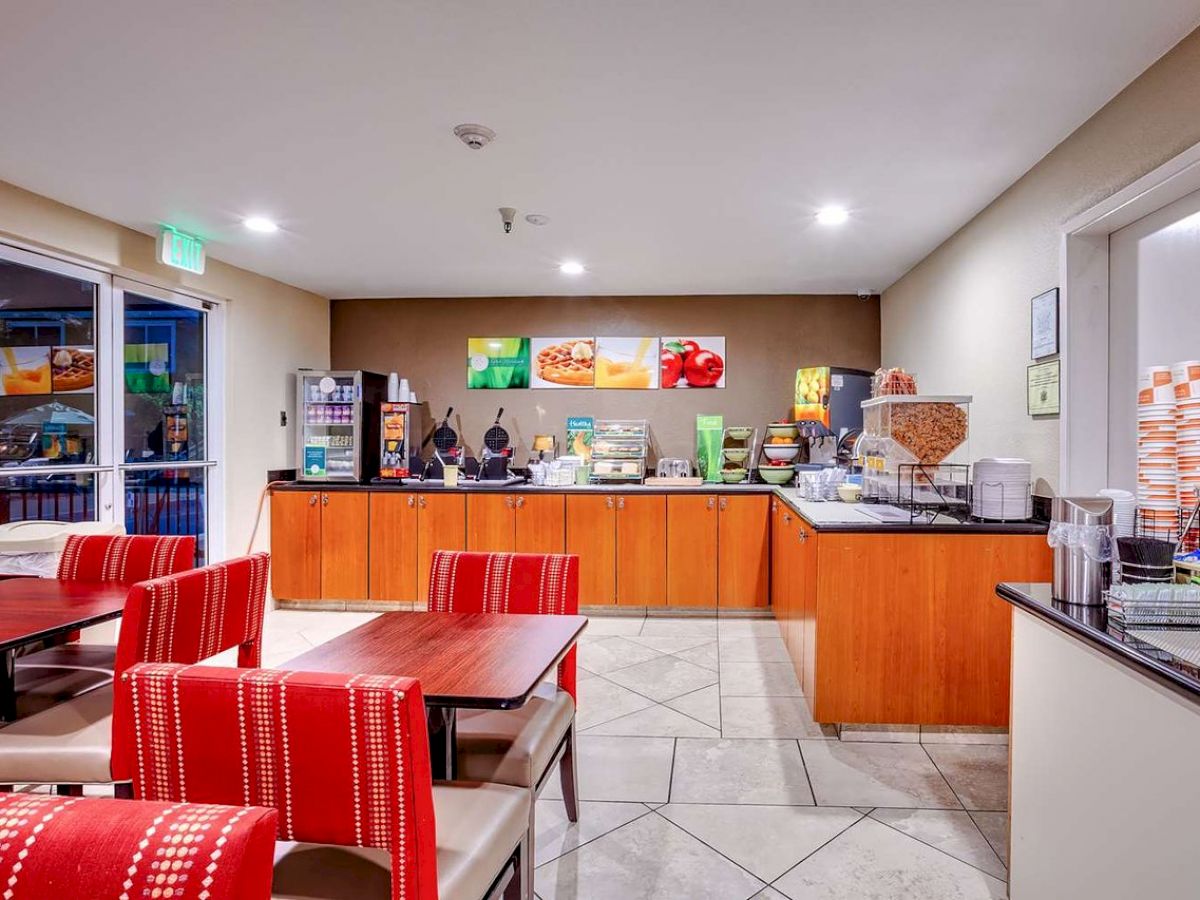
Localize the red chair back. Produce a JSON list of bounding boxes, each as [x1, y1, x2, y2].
[[0, 792, 277, 899], [109, 553, 271, 780], [428, 550, 580, 699], [120, 663, 439, 900], [57, 533, 196, 584]]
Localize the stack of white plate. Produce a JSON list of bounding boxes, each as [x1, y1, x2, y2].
[[1098, 488, 1137, 537], [972, 458, 1032, 520], [1138, 365, 1178, 532]]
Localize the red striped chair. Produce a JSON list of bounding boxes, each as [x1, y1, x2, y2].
[[121, 663, 531, 900], [0, 553, 269, 794], [0, 792, 277, 899], [15, 533, 197, 717]]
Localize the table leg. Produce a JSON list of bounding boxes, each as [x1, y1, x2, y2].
[[426, 706, 458, 780], [0, 649, 15, 723]]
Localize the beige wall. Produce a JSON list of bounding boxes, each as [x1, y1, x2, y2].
[[331, 294, 880, 463], [0, 179, 331, 556], [882, 28, 1200, 490]]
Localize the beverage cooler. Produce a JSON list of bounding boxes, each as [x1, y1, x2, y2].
[[296, 369, 385, 482]]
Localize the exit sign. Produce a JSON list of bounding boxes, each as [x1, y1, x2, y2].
[[157, 226, 206, 274]]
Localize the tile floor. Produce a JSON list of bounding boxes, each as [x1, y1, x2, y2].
[[260, 609, 1011, 900]]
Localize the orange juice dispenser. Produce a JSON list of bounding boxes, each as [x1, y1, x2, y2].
[[378, 401, 428, 480], [793, 366, 872, 439]]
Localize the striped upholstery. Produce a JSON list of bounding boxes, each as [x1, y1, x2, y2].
[[109, 554, 271, 781], [57, 533, 196, 584], [428, 551, 580, 699], [0, 793, 276, 899], [121, 663, 439, 900]]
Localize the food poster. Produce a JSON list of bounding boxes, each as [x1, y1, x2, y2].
[[595, 337, 659, 389], [531, 337, 595, 388], [125, 343, 171, 394], [660, 337, 726, 388], [467, 337, 531, 389], [793, 366, 832, 428], [51, 346, 95, 393], [566, 416, 594, 461], [0, 346, 52, 396], [696, 414, 724, 482]]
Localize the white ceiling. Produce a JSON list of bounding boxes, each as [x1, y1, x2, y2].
[[1, 1, 1198, 298]]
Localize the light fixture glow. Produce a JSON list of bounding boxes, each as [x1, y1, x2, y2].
[[559, 261, 585, 275], [243, 216, 279, 233], [815, 206, 849, 226]]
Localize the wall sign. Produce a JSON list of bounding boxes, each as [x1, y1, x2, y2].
[[467, 338, 531, 389], [157, 226, 206, 275], [660, 336, 726, 388], [1028, 359, 1061, 416], [1031, 288, 1059, 359]]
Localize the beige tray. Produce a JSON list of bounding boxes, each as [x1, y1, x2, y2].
[[644, 476, 704, 487]]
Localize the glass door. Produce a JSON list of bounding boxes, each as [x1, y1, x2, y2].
[[113, 279, 222, 564]]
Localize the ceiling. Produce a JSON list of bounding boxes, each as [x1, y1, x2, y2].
[[1, 2, 1198, 299]]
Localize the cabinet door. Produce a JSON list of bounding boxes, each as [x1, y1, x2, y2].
[[616, 494, 666, 606], [416, 493, 466, 607], [270, 490, 322, 601], [797, 520, 819, 697], [565, 494, 617, 605], [368, 493, 419, 602], [718, 494, 771, 608], [514, 494, 566, 554], [771, 501, 793, 646], [467, 494, 516, 552], [666, 495, 718, 607], [320, 491, 370, 600]]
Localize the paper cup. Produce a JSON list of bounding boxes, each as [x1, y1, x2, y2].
[[1171, 360, 1200, 382]]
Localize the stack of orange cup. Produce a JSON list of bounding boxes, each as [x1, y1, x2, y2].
[[1175, 361, 1200, 508], [1138, 366, 1179, 532]]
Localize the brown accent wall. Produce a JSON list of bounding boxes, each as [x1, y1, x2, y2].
[[331, 294, 880, 462]]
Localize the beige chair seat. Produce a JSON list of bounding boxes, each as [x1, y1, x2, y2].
[[14, 644, 116, 717], [0, 684, 112, 784], [455, 683, 574, 789], [271, 781, 530, 900]]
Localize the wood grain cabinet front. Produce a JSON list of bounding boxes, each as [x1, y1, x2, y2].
[[666, 495, 719, 607], [270, 490, 323, 601], [415, 493, 466, 606], [368, 493, 419, 602], [565, 494, 617, 605], [319, 491, 370, 601], [467, 494, 566, 555], [717, 494, 771, 608], [466, 494, 516, 553], [616, 494, 666, 606]]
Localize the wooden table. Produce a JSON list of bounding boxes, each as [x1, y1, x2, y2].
[[0, 578, 129, 722], [282, 611, 587, 779]]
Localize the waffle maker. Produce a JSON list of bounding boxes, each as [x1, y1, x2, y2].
[[478, 407, 514, 481], [421, 407, 461, 481]]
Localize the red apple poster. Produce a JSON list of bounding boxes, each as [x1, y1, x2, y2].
[[660, 336, 726, 389]]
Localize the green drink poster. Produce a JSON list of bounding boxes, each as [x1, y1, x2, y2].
[[467, 338, 531, 389]]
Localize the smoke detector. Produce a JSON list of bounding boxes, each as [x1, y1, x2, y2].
[[453, 123, 496, 150]]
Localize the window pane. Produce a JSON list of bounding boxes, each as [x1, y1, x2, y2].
[[0, 472, 96, 524], [0, 259, 97, 468], [124, 295, 205, 463], [124, 469, 206, 564]]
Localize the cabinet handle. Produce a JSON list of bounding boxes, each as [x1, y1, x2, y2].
[[407, 495, 415, 508], [706, 497, 716, 510], [418, 496, 427, 509], [606, 496, 614, 509], [617, 497, 625, 510], [798, 529, 808, 543], [506, 496, 514, 509], [719, 497, 727, 511], [515, 496, 525, 509], [308, 494, 318, 507], [783, 513, 791, 523], [322, 494, 329, 507]]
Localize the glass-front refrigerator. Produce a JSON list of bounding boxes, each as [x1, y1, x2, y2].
[[296, 370, 385, 482]]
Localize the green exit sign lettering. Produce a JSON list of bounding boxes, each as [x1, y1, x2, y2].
[[157, 226, 206, 274]]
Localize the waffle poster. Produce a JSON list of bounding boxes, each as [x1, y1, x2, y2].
[[531, 338, 595, 389], [467, 338, 530, 389]]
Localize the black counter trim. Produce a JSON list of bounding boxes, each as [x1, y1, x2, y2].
[[997, 582, 1200, 705]]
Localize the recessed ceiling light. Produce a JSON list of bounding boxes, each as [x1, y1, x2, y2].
[[243, 216, 278, 233], [559, 261, 585, 275], [815, 206, 849, 226]]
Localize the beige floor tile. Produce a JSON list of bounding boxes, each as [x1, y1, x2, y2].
[[670, 739, 814, 805], [717, 619, 782, 637], [719, 661, 803, 697], [659, 804, 862, 882], [663, 685, 721, 729], [579, 616, 645, 636], [638, 618, 719, 637], [604, 655, 718, 702], [533, 799, 652, 867], [626, 634, 714, 654], [578, 637, 664, 675], [924, 744, 1009, 810], [540, 736, 675, 804], [773, 817, 1007, 899], [799, 741, 961, 809], [969, 811, 1009, 867], [750, 889, 791, 900], [583, 704, 720, 739], [870, 808, 1007, 879], [671, 641, 719, 671], [536, 812, 764, 900], [718, 636, 792, 662], [721, 696, 837, 740], [574, 676, 656, 730]]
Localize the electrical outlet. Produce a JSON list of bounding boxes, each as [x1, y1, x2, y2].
[[280, 410, 288, 426]]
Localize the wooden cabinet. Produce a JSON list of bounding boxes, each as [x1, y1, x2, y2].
[[368, 493, 418, 602], [270, 489, 322, 600], [796, 518, 819, 697], [566, 495, 617, 605], [467, 494, 566, 554], [666, 495, 719, 607], [718, 494, 770, 608], [415, 493, 466, 605], [770, 499, 794, 651], [319, 491, 370, 600], [616, 494, 666, 606]]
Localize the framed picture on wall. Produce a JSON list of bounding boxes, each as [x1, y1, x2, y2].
[[1031, 288, 1059, 359], [1027, 359, 1061, 416]]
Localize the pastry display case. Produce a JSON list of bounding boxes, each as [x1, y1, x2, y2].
[[590, 419, 649, 483]]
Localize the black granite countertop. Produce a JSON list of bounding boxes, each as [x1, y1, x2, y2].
[[997, 582, 1200, 704]]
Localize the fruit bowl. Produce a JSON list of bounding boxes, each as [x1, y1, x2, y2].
[[762, 444, 800, 462], [766, 423, 798, 440], [720, 468, 748, 483], [722, 447, 750, 463], [726, 426, 753, 441], [757, 465, 795, 485]]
